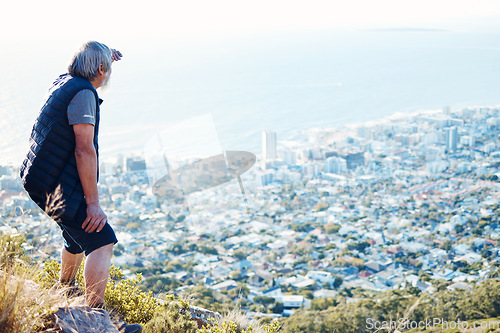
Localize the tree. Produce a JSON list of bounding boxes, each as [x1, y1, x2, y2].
[[454, 224, 464, 234], [314, 201, 329, 212], [347, 241, 370, 253], [254, 296, 275, 307], [233, 249, 246, 261], [325, 223, 341, 234], [165, 260, 183, 272], [333, 276, 343, 289], [270, 302, 284, 314], [440, 239, 453, 252], [230, 270, 242, 280], [299, 289, 314, 300]]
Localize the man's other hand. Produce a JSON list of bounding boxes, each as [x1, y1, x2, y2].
[[111, 49, 123, 62], [82, 202, 107, 233]]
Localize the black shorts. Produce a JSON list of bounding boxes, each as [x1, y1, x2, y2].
[[30, 193, 118, 256], [58, 200, 118, 256]]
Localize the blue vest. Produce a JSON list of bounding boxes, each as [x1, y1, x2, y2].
[[20, 74, 101, 221]]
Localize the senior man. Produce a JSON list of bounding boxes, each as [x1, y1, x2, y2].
[[20, 41, 142, 333]]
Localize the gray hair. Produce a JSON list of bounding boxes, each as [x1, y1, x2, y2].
[[68, 41, 112, 81]]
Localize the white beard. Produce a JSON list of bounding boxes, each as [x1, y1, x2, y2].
[[99, 72, 112, 93]]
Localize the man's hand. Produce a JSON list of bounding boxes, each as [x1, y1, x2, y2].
[[111, 49, 122, 62], [82, 202, 107, 233]]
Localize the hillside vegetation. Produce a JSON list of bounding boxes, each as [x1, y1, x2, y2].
[[0, 232, 280, 333], [1, 231, 500, 332], [279, 280, 500, 332]]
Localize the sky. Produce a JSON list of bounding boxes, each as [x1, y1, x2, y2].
[[2, 0, 500, 81], [2, 0, 500, 43]]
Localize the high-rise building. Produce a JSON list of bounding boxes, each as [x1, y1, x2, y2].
[[262, 131, 277, 168], [256, 171, 274, 186], [446, 127, 458, 152], [303, 163, 321, 179], [324, 157, 347, 174], [423, 132, 439, 145], [126, 156, 147, 172], [279, 150, 297, 165], [344, 152, 365, 170], [460, 135, 475, 147]]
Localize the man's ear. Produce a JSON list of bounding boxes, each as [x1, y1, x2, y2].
[[97, 63, 105, 76]]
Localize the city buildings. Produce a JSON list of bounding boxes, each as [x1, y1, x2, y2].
[[1, 105, 499, 318]]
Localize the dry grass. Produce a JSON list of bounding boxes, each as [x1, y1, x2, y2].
[[0, 233, 65, 332], [217, 309, 271, 333]]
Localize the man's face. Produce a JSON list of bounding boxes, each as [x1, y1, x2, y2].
[[100, 68, 112, 91]]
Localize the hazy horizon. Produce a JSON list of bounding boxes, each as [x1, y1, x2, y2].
[[1, 1, 500, 166]]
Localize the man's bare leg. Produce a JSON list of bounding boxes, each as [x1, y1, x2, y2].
[[60, 248, 84, 284], [84, 243, 113, 307]]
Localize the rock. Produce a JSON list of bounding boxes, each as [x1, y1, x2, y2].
[[51, 295, 222, 332], [187, 305, 222, 328], [52, 303, 221, 332], [54, 306, 119, 333]]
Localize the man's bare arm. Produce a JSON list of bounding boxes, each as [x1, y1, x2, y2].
[[73, 123, 107, 233]]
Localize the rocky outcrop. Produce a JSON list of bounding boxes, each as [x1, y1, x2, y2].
[[187, 305, 222, 328], [51, 303, 221, 332], [54, 306, 119, 333]]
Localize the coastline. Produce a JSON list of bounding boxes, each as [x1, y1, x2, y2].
[[2, 104, 498, 168]]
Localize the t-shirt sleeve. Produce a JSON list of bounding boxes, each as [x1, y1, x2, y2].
[[67, 89, 96, 126]]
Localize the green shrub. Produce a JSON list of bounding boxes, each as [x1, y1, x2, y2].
[[37, 260, 161, 324], [34, 257, 281, 332], [143, 300, 197, 333], [104, 267, 161, 324], [36, 259, 61, 289]]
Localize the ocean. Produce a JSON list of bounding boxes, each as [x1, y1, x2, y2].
[[1, 29, 499, 166]]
